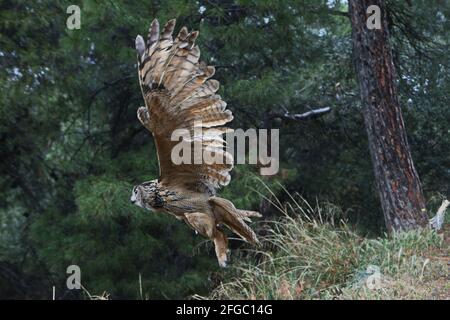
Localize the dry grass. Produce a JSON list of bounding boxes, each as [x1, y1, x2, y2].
[[208, 191, 448, 300]]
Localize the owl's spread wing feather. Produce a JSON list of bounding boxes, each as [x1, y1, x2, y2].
[[135, 19, 233, 195]]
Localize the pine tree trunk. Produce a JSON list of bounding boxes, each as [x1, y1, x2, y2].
[[348, 0, 428, 231]]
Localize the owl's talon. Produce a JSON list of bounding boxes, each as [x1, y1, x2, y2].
[[218, 259, 227, 268]]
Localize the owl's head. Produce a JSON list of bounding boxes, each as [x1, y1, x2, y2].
[[130, 179, 163, 210]]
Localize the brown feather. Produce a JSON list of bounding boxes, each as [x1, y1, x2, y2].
[[136, 19, 234, 195]]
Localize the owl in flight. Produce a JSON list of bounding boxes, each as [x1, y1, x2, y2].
[[131, 18, 261, 267]]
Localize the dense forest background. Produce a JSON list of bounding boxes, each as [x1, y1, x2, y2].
[[0, 0, 449, 299]]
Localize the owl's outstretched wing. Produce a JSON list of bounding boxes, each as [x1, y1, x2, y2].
[[135, 19, 233, 195]]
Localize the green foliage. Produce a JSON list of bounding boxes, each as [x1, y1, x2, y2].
[[219, 165, 294, 210]]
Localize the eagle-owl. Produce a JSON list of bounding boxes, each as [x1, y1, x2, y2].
[[130, 19, 261, 267]]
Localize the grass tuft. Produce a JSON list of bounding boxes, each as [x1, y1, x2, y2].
[[208, 193, 448, 300]]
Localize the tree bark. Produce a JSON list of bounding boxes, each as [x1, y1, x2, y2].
[[348, 0, 428, 232]]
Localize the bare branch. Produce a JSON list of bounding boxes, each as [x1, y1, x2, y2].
[[269, 107, 331, 121], [308, 7, 349, 18]]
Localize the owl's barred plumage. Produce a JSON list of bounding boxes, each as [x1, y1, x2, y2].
[[131, 18, 261, 267]]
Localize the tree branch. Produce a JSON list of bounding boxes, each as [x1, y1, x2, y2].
[[269, 107, 331, 121], [308, 7, 349, 18]]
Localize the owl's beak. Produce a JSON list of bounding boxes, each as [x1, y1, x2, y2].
[[130, 192, 137, 204]]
